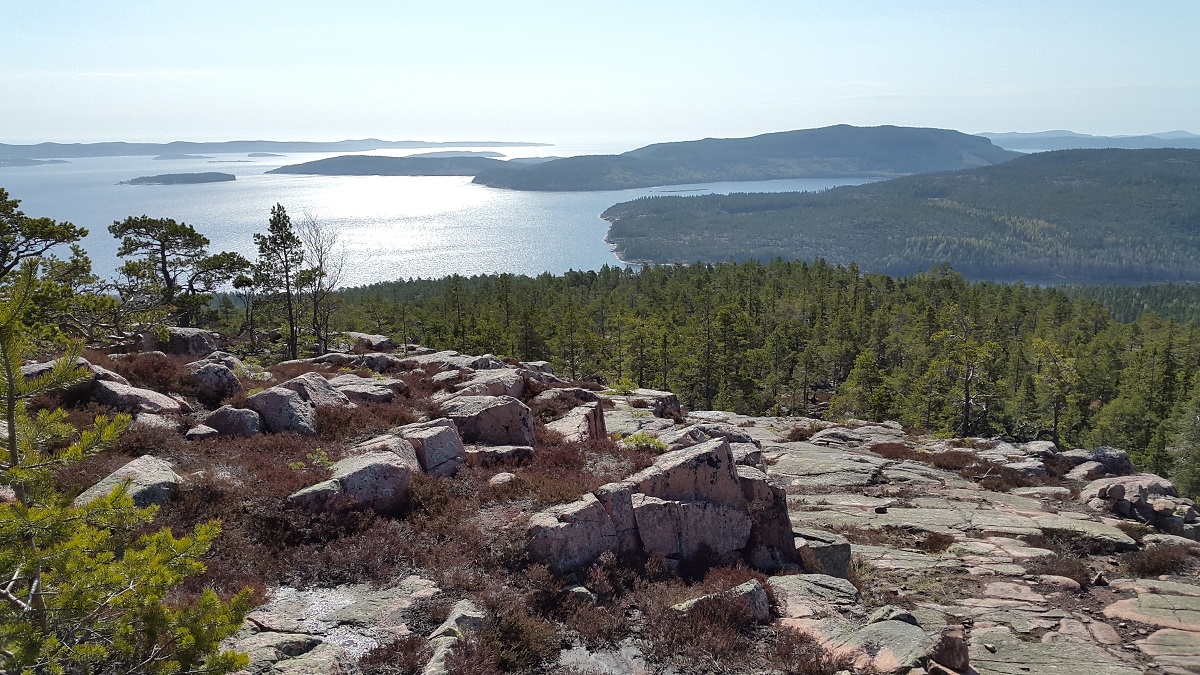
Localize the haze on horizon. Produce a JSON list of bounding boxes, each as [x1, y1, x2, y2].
[[2, 0, 1198, 146]]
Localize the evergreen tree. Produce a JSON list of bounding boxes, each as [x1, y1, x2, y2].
[[253, 204, 304, 359]]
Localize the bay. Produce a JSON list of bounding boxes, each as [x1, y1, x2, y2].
[[0, 143, 879, 286]]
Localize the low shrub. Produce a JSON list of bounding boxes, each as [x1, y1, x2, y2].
[[315, 402, 418, 443], [1116, 521, 1153, 544], [869, 443, 923, 461], [622, 431, 667, 453], [1025, 555, 1092, 587], [917, 531, 956, 553], [359, 635, 431, 675], [757, 627, 852, 675], [779, 426, 814, 442], [1120, 544, 1199, 578], [103, 351, 199, 396]]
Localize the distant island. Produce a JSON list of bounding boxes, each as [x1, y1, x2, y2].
[[470, 125, 1021, 191], [980, 130, 1200, 151], [266, 155, 515, 176], [0, 139, 551, 160], [154, 154, 211, 160], [601, 148, 1200, 283], [119, 172, 235, 185], [408, 150, 505, 158], [0, 158, 69, 168], [247, 152, 284, 157]]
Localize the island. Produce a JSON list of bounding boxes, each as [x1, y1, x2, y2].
[[266, 155, 519, 176], [153, 154, 212, 160], [601, 148, 1200, 283], [980, 130, 1200, 151], [470, 125, 1021, 191], [119, 172, 235, 185], [0, 158, 69, 168], [247, 152, 285, 157], [408, 150, 505, 158]]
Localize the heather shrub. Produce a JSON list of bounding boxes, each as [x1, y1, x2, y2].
[[1120, 544, 1199, 578], [104, 350, 199, 395], [360, 635, 431, 675], [1026, 555, 1092, 587]]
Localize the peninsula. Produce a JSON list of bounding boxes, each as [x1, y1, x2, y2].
[[119, 172, 236, 185]]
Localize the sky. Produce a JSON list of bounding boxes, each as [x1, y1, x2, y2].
[[2, 1, 1198, 146]]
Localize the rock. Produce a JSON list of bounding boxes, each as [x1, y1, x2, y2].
[[393, 419, 466, 477], [1011, 486, 1073, 500], [625, 438, 747, 507], [185, 424, 219, 440], [866, 605, 919, 626], [441, 395, 536, 447], [1038, 575, 1083, 591], [334, 383, 395, 403], [737, 465, 797, 570], [289, 449, 418, 512], [248, 387, 316, 435], [130, 413, 182, 432], [628, 388, 682, 420], [203, 405, 263, 437], [278, 372, 353, 410], [730, 443, 765, 470], [1091, 446, 1134, 476], [465, 444, 534, 467], [1104, 593, 1200, 632], [147, 327, 217, 356], [595, 482, 642, 555], [841, 619, 932, 672], [925, 625, 970, 671], [1137, 629, 1200, 675], [191, 362, 242, 403], [794, 528, 852, 578], [527, 493, 618, 573], [92, 380, 183, 414], [345, 332, 396, 352], [1081, 474, 1178, 503], [631, 494, 751, 561], [1022, 440, 1059, 458], [1004, 458, 1047, 477], [74, 455, 181, 507], [531, 387, 599, 407], [545, 402, 607, 442], [453, 369, 525, 399], [769, 574, 861, 606], [654, 425, 710, 451], [424, 599, 485, 675], [1065, 461, 1108, 481], [520, 360, 554, 375], [187, 350, 245, 372], [488, 472, 515, 487], [673, 579, 771, 624], [969, 626, 1142, 675], [21, 356, 129, 390], [690, 422, 760, 447]]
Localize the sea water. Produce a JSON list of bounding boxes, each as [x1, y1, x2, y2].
[[0, 143, 878, 286]]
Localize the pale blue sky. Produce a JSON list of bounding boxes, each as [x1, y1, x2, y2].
[[2, 1, 1196, 145]]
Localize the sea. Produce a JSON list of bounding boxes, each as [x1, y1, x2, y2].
[[0, 142, 879, 287]]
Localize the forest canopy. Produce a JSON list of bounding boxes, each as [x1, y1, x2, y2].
[[601, 148, 1200, 283]]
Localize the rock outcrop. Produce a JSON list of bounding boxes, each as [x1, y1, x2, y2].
[[393, 419, 466, 476], [92, 380, 184, 414], [289, 448, 419, 512], [74, 455, 181, 507], [441, 395, 536, 447], [545, 402, 607, 443]]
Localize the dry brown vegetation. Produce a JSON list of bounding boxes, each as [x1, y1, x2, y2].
[[1120, 544, 1200, 578]]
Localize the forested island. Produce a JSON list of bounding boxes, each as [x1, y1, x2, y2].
[[119, 172, 236, 185], [266, 154, 513, 176], [470, 125, 1020, 191], [0, 158, 69, 167], [602, 148, 1200, 283]]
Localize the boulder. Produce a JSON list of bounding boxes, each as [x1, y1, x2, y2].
[[655, 425, 710, 451], [186, 350, 244, 372], [203, 405, 263, 437], [631, 494, 751, 561], [465, 445, 534, 467], [345, 331, 396, 352], [277, 372, 353, 410], [545, 402, 607, 443], [393, 419, 466, 476], [794, 529, 852, 578], [92, 380, 183, 414], [737, 465, 797, 570], [1065, 460, 1107, 482], [288, 450, 418, 512], [520, 360, 554, 375], [185, 424, 220, 440], [454, 369, 525, 399], [74, 455, 181, 507], [527, 493, 618, 573], [673, 579, 771, 624], [190, 362, 242, 403], [441, 395, 536, 446], [247, 387, 316, 435], [401, 350, 506, 373], [1091, 446, 1134, 476], [767, 573, 861, 605], [1081, 474, 1178, 503], [926, 625, 970, 671], [596, 482, 642, 554], [146, 327, 217, 356], [354, 353, 406, 372], [130, 413, 182, 432], [531, 387, 600, 407], [625, 439, 747, 508], [21, 356, 129, 389], [628, 388, 682, 420], [335, 383, 395, 404]]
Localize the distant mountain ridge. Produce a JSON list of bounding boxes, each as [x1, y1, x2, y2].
[[470, 125, 1021, 191], [980, 130, 1200, 151], [0, 139, 550, 160], [601, 148, 1200, 283], [265, 155, 510, 177]]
